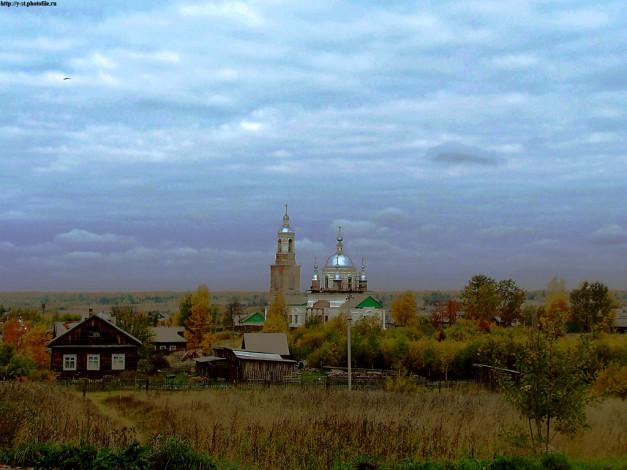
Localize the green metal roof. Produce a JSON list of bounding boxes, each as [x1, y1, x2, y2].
[[355, 296, 383, 309], [243, 312, 265, 323]]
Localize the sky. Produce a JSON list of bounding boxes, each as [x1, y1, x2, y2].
[[0, 0, 625, 292]]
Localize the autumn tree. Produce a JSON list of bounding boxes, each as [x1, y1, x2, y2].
[[428, 300, 460, 327], [111, 306, 154, 357], [263, 292, 289, 333], [569, 281, 618, 332], [540, 299, 570, 337], [461, 275, 500, 323], [176, 292, 193, 326], [223, 297, 244, 327], [390, 291, 418, 327], [2, 319, 28, 349], [496, 279, 527, 326], [498, 319, 599, 454], [184, 285, 218, 352], [20, 323, 49, 365], [545, 276, 567, 306], [462, 275, 526, 326]]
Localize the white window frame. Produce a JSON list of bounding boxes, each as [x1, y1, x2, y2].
[[87, 354, 100, 371], [160, 345, 166, 350], [63, 354, 77, 371], [169, 345, 176, 351], [111, 353, 125, 371]]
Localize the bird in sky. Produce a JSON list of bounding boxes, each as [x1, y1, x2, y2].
[[63, 77, 71, 80]]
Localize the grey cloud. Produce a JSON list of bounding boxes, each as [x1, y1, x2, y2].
[[591, 224, 627, 244], [54, 229, 135, 246], [426, 142, 501, 166]]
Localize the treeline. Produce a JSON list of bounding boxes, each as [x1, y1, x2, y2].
[[289, 316, 627, 383]]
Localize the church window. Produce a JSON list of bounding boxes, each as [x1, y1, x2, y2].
[[348, 276, 352, 290], [274, 274, 279, 290], [325, 276, 329, 288], [277, 239, 281, 252], [288, 239, 293, 253]]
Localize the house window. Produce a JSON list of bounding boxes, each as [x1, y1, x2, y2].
[[112, 354, 125, 370], [63, 354, 77, 371], [169, 345, 176, 351], [160, 345, 166, 350], [87, 354, 100, 371]]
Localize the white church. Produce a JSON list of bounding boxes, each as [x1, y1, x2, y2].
[[267, 206, 386, 329]]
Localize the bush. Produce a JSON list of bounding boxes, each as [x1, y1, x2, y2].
[[0, 439, 214, 470], [148, 435, 216, 470]]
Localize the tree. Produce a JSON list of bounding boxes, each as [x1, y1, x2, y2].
[[390, 291, 418, 327], [496, 279, 527, 326], [176, 292, 193, 326], [263, 292, 289, 333], [540, 299, 570, 337], [545, 276, 567, 306], [223, 297, 244, 327], [569, 281, 618, 332], [498, 322, 599, 454], [184, 285, 217, 351], [461, 275, 500, 323], [428, 300, 460, 327], [111, 306, 155, 358], [20, 323, 49, 366]]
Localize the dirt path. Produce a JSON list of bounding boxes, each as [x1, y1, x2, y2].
[[80, 391, 148, 444]]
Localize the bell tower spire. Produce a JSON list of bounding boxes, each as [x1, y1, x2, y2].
[[270, 205, 301, 295]]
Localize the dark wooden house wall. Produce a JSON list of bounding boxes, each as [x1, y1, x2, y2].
[[49, 316, 140, 379]]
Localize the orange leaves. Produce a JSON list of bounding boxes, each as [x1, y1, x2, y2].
[[1, 319, 50, 365]]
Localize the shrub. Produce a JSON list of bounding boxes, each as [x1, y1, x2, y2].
[[148, 435, 216, 470]]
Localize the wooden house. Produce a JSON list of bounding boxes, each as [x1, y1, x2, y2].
[[47, 314, 142, 379], [151, 326, 187, 354], [195, 332, 296, 382]]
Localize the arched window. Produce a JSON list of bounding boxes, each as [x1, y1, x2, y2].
[[325, 275, 329, 289], [288, 239, 293, 253], [277, 239, 281, 252]]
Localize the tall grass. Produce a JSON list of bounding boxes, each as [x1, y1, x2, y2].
[[0, 382, 137, 449], [2, 383, 625, 469], [101, 386, 627, 469]]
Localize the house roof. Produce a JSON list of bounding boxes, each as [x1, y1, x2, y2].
[[355, 296, 384, 309], [53, 321, 81, 338], [241, 333, 290, 356], [152, 326, 187, 344], [233, 350, 296, 363], [285, 294, 308, 306], [194, 355, 226, 363], [47, 314, 143, 348]]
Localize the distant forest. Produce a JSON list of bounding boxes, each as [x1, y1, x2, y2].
[[1, 289, 625, 314]]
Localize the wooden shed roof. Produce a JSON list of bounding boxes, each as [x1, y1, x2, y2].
[[240, 333, 290, 356]]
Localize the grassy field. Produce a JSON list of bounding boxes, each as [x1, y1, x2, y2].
[[3, 382, 624, 469]]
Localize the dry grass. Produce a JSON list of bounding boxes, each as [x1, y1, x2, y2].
[[0, 382, 137, 449], [101, 386, 627, 469], [2, 382, 625, 469]]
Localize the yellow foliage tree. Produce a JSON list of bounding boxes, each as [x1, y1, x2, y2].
[[546, 276, 568, 306], [263, 292, 289, 333], [184, 284, 216, 351], [390, 291, 418, 327]]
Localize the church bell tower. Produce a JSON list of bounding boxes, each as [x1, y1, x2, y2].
[[270, 205, 301, 295]]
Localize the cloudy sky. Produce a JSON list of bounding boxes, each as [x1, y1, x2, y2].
[[1, 0, 625, 292]]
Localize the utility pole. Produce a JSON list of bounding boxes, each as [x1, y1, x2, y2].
[[347, 316, 352, 391]]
